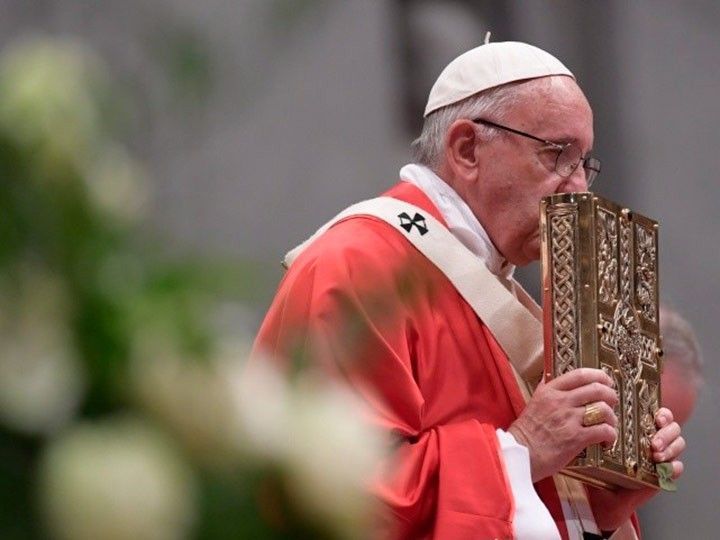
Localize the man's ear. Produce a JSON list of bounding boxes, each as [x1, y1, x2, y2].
[[444, 119, 481, 180]]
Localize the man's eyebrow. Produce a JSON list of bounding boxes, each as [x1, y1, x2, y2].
[[546, 132, 579, 144]]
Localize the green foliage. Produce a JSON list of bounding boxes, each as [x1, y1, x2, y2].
[[0, 37, 185, 538], [0, 29, 379, 540]]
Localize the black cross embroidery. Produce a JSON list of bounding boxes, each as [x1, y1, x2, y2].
[[398, 212, 428, 235]]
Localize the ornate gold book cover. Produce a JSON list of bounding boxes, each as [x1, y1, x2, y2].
[[540, 192, 662, 490]]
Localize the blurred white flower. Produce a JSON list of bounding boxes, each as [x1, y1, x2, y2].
[[0, 271, 84, 435], [223, 352, 291, 460], [133, 320, 386, 539], [284, 377, 385, 540], [130, 336, 245, 469], [227, 358, 386, 540], [84, 144, 150, 223], [38, 417, 196, 540], [0, 36, 149, 223], [0, 36, 105, 169]]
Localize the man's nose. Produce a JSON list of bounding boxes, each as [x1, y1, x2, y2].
[[557, 166, 589, 193]]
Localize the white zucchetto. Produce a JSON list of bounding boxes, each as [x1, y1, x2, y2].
[[424, 41, 574, 117]]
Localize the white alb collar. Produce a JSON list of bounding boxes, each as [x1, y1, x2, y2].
[[399, 163, 515, 278]]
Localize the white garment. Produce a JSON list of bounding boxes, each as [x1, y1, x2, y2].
[[400, 163, 560, 539], [399, 163, 515, 278], [497, 430, 562, 540]]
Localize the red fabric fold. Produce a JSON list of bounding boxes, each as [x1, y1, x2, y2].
[[253, 182, 551, 538]]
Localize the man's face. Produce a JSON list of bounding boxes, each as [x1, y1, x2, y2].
[[467, 76, 594, 266]]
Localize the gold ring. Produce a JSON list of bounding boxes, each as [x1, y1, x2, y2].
[[582, 403, 604, 427]]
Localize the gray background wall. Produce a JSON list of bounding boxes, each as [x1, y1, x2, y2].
[[2, 1, 717, 537]]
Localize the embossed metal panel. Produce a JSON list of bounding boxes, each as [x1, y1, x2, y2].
[[540, 192, 662, 490]]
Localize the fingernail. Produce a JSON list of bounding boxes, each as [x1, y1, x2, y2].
[[653, 439, 664, 451]]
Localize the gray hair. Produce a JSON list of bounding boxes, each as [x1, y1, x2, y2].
[[411, 78, 546, 171], [660, 304, 703, 385]]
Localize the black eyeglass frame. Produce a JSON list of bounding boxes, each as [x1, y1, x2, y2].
[[473, 118, 601, 187]]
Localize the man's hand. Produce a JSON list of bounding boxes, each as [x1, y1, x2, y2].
[[651, 407, 685, 476], [508, 368, 618, 482], [588, 406, 686, 531]]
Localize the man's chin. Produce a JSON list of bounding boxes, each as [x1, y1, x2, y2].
[[522, 236, 542, 265], [505, 234, 542, 267], [511, 251, 541, 268]]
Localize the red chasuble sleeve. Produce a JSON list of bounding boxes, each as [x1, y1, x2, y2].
[[253, 184, 528, 539]]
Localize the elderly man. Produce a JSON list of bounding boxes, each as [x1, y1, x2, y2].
[[253, 42, 685, 539]]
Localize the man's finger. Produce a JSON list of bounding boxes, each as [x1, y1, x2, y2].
[[671, 460, 684, 480], [582, 423, 617, 448], [654, 436, 686, 463], [652, 422, 682, 452], [655, 407, 674, 428], [568, 382, 619, 408], [579, 402, 618, 428], [550, 368, 613, 391]]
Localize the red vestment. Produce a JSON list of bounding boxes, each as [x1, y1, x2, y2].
[[253, 181, 582, 539]]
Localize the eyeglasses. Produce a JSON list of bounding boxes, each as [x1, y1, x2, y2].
[[473, 118, 601, 188]]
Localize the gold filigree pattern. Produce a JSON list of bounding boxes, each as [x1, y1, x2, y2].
[[541, 193, 661, 489], [597, 208, 618, 304], [620, 215, 633, 301], [614, 300, 641, 471], [550, 207, 578, 375], [599, 314, 615, 350], [638, 380, 659, 475], [601, 310, 655, 365], [635, 224, 657, 323], [618, 214, 639, 471], [639, 333, 657, 368], [601, 364, 623, 462]]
